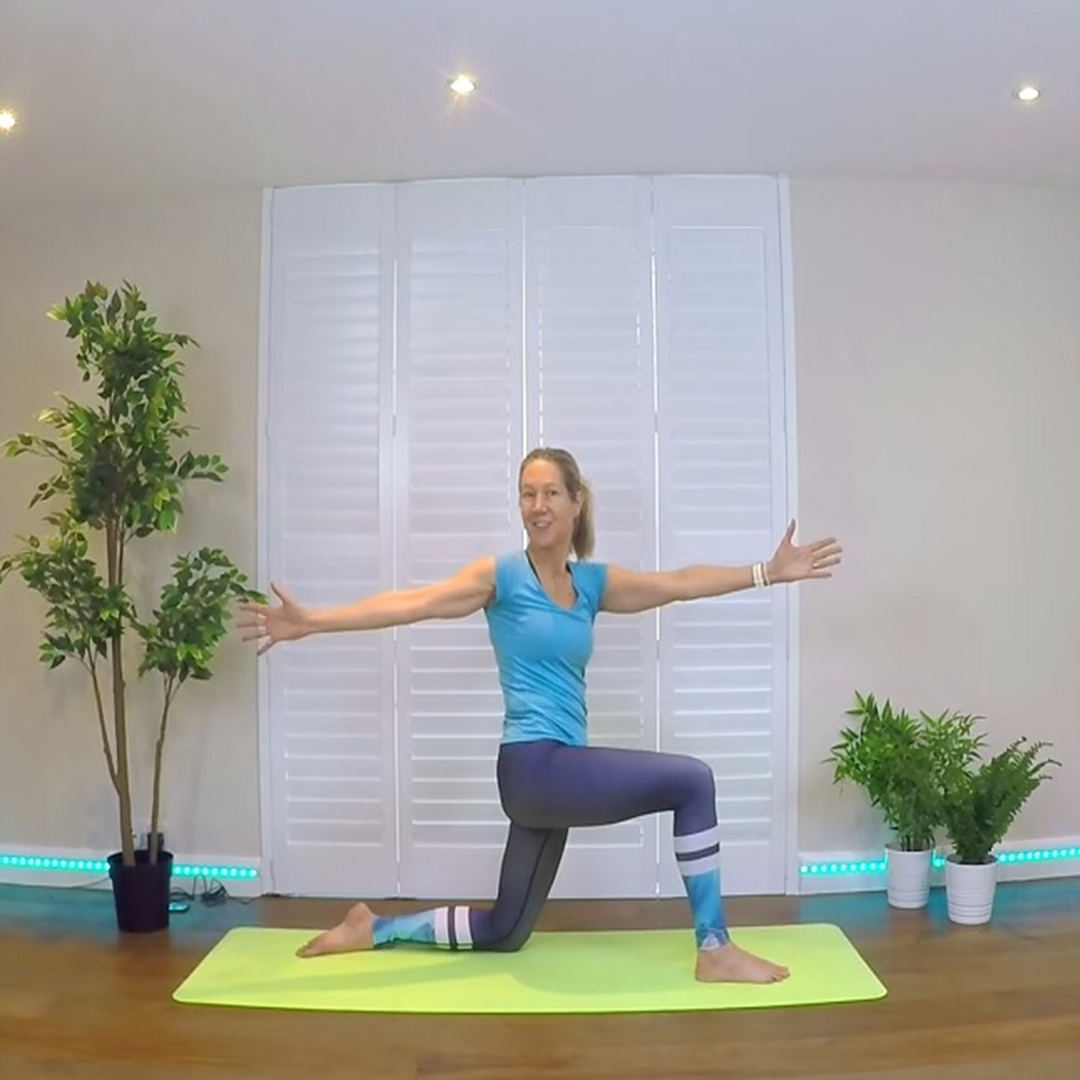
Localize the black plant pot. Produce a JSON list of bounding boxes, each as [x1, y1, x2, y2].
[[108, 848, 174, 933]]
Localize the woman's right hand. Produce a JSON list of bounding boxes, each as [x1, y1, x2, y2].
[[238, 583, 310, 655]]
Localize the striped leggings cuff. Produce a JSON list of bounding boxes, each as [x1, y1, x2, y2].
[[434, 906, 474, 950], [674, 824, 721, 877]]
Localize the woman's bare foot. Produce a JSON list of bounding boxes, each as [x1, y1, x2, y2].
[[695, 941, 790, 984], [296, 902, 375, 958]]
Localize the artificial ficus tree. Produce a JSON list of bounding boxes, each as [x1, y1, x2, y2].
[[0, 281, 261, 867]]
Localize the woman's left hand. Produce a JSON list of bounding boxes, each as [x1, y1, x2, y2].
[[767, 520, 842, 584]]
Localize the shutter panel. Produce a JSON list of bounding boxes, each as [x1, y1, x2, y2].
[[262, 176, 794, 904], [653, 177, 790, 896], [265, 185, 398, 897], [394, 180, 525, 899], [524, 177, 659, 898]]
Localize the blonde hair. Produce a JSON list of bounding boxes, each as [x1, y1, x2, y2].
[[518, 447, 595, 560]]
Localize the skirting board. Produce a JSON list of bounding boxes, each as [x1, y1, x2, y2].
[[0, 843, 262, 898], [799, 836, 1080, 896]]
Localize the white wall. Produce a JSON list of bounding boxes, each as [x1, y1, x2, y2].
[[2, 177, 1078, 881], [791, 178, 1080, 855], [0, 191, 264, 861]]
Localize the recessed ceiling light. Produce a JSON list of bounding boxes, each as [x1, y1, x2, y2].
[[449, 73, 477, 96], [0, 108, 17, 133], [1015, 85, 1040, 103]]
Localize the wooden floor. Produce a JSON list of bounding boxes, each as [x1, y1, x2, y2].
[[1, 877, 1078, 1079]]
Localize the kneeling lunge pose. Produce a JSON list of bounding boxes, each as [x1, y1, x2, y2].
[[240, 447, 841, 984]]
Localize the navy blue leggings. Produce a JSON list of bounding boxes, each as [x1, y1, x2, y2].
[[474, 739, 723, 951], [371, 739, 727, 952]]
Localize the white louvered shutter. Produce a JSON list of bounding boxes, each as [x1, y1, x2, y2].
[[394, 180, 525, 899], [523, 176, 659, 897], [264, 185, 398, 897], [653, 176, 791, 896]]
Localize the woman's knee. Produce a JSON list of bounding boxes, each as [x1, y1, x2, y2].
[[678, 754, 716, 799], [479, 920, 533, 953]]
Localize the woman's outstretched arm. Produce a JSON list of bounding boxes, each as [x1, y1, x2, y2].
[[239, 556, 495, 654], [600, 522, 841, 615]]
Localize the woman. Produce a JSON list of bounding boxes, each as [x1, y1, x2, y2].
[[240, 447, 841, 983]]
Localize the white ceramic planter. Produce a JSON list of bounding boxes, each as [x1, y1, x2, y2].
[[945, 854, 998, 925], [885, 843, 933, 909]]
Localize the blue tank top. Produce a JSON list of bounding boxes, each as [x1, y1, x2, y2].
[[484, 550, 608, 746]]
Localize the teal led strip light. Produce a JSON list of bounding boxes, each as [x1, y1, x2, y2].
[[801, 845, 1080, 877], [6, 847, 1075, 882], [0, 854, 258, 880]]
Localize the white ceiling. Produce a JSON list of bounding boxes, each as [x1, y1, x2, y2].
[[2, 0, 1079, 206]]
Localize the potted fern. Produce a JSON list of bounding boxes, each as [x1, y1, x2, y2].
[[826, 692, 983, 908], [0, 281, 261, 934], [941, 737, 1059, 925]]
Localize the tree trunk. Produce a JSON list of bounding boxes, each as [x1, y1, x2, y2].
[[148, 681, 172, 865], [112, 634, 134, 865], [106, 518, 134, 866]]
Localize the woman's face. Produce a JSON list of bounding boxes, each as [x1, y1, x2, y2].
[[518, 458, 579, 553]]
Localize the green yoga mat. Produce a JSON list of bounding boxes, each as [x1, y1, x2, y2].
[[173, 922, 886, 1015]]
